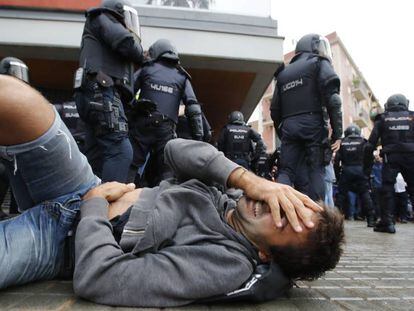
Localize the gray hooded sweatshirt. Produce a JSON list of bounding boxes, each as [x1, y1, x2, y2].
[[74, 139, 258, 307]]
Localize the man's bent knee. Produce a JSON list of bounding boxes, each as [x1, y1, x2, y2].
[[0, 75, 55, 145]]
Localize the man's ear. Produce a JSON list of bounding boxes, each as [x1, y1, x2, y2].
[[258, 250, 271, 263]]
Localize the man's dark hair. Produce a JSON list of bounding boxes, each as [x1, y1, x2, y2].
[[270, 207, 345, 280]]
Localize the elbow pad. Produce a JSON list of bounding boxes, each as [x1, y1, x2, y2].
[[327, 93, 343, 141], [185, 103, 203, 140]]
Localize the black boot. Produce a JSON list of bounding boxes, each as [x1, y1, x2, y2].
[[373, 221, 396, 233], [367, 216, 376, 227]]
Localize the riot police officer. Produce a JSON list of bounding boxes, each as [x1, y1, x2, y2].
[[217, 111, 266, 170], [129, 38, 203, 186], [334, 124, 375, 227], [365, 94, 414, 233], [74, 0, 143, 182], [0, 57, 29, 219], [270, 34, 342, 201]]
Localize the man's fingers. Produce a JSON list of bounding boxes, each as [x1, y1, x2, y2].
[[292, 189, 323, 211], [285, 189, 314, 229], [106, 183, 136, 201], [278, 194, 302, 232], [268, 198, 282, 228]]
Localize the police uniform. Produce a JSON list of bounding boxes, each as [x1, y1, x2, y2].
[[218, 111, 266, 170], [74, 0, 143, 182], [54, 102, 86, 152], [129, 39, 203, 187], [365, 94, 414, 233], [335, 125, 375, 226], [176, 112, 212, 142], [270, 34, 342, 201]]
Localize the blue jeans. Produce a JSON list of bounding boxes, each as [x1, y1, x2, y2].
[[324, 181, 334, 208], [0, 109, 100, 289]]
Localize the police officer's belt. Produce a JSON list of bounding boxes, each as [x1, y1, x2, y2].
[[144, 113, 173, 127], [94, 121, 128, 136]]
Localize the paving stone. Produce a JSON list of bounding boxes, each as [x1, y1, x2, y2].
[[7, 293, 74, 310], [0, 221, 413, 310], [0, 293, 32, 309]]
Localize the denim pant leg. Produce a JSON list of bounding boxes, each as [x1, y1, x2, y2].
[[0, 193, 86, 289], [0, 108, 100, 288], [0, 108, 99, 211]]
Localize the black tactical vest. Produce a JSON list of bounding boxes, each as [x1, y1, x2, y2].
[[79, 9, 135, 99], [138, 62, 188, 123], [381, 110, 414, 153], [55, 102, 86, 142], [339, 136, 365, 166], [224, 124, 251, 156], [276, 55, 322, 118]]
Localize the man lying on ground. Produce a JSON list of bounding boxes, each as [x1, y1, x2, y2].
[[0, 75, 344, 307]]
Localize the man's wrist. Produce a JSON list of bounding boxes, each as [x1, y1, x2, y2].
[[228, 167, 252, 190]]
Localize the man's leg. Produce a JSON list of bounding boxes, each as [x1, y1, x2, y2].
[[96, 133, 133, 183], [375, 159, 398, 233], [0, 76, 54, 145], [0, 76, 99, 288], [400, 153, 414, 214], [305, 144, 325, 201], [278, 139, 303, 188], [129, 120, 153, 185], [0, 199, 79, 288], [151, 122, 176, 186], [336, 174, 350, 217], [0, 77, 98, 209]]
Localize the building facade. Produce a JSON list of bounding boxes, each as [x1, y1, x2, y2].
[[0, 0, 283, 138]]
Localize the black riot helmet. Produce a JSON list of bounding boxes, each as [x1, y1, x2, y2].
[[295, 34, 333, 61], [384, 94, 409, 111], [0, 57, 29, 83], [101, 0, 141, 41], [344, 124, 361, 137], [228, 111, 245, 125], [148, 39, 180, 63]]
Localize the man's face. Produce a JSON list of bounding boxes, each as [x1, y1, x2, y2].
[[230, 196, 316, 254]]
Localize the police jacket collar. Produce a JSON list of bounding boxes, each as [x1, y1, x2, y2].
[[290, 52, 331, 64]]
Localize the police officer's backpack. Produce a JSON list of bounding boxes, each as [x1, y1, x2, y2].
[[200, 262, 293, 303]]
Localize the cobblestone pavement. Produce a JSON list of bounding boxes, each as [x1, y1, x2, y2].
[[0, 221, 413, 310]]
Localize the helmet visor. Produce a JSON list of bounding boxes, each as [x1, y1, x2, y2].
[[123, 5, 141, 42], [317, 36, 333, 61], [8, 61, 29, 83]]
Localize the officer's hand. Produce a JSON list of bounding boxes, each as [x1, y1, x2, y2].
[[228, 168, 323, 232], [83, 182, 136, 202], [331, 139, 341, 152]]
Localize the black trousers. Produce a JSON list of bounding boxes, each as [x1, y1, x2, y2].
[[277, 113, 326, 201], [380, 153, 414, 225], [129, 115, 176, 187], [336, 165, 374, 219], [75, 82, 132, 183]]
